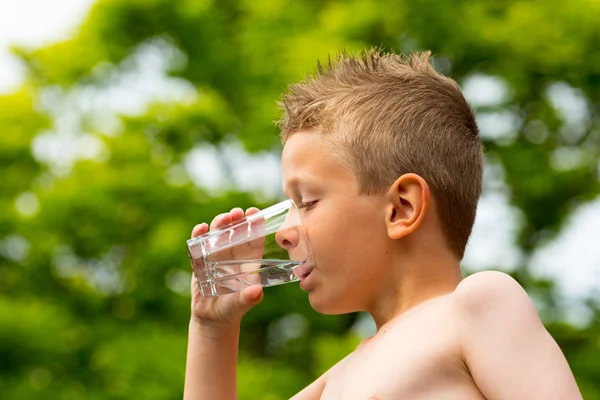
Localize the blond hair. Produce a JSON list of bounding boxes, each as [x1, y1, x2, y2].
[[278, 48, 483, 259]]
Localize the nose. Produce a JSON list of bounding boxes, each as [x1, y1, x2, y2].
[[275, 209, 301, 251]]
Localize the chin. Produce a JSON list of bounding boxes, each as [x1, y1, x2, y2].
[[308, 291, 360, 315]]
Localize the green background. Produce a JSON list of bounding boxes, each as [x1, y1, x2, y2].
[[1, 0, 599, 398]]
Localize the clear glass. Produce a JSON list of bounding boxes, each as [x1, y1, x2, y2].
[[187, 199, 313, 297]]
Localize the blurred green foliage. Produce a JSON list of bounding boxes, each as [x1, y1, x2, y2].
[[1, 0, 599, 398]]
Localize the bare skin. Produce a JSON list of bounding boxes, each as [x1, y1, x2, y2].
[[184, 130, 582, 400], [293, 272, 581, 400]]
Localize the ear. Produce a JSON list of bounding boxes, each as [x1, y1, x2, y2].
[[385, 173, 430, 240]]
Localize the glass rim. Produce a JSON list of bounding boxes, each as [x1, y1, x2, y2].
[[186, 198, 296, 248]]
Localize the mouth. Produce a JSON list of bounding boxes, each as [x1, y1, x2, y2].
[[293, 262, 314, 280]]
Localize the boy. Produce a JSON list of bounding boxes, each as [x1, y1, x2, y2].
[[184, 49, 582, 399]]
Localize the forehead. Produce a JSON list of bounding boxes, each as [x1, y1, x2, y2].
[[281, 130, 356, 192]]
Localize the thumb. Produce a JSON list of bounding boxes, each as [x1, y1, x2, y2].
[[234, 285, 263, 315]]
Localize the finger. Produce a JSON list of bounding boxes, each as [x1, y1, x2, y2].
[[246, 207, 263, 243], [241, 285, 263, 306], [230, 207, 244, 221], [210, 213, 232, 231], [191, 223, 209, 238], [208, 208, 248, 261], [240, 262, 263, 286], [248, 215, 266, 250], [245, 207, 260, 216], [223, 285, 263, 319], [208, 213, 234, 257], [229, 207, 249, 250], [231, 207, 264, 259], [230, 225, 250, 253]]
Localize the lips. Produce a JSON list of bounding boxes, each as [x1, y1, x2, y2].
[[293, 262, 314, 280]]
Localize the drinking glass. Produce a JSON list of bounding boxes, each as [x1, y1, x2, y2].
[[187, 199, 313, 297]]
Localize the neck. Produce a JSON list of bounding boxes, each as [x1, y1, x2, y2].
[[367, 252, 463, 330]]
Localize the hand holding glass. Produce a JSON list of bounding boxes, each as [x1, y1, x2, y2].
[[187, 200, 313, 297]]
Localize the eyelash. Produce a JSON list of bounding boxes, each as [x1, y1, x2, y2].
[[298, 201, 317, 212]]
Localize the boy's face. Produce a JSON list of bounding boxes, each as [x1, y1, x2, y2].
[[281, 130, 393, 314]]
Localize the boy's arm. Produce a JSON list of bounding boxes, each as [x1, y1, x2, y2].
[[184, 209, 264, 400], [454, 271, 583, 400], [184, 320, 241, 400], [185, 326, 329, 400]]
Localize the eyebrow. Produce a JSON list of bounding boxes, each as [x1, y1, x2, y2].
[[283, 175, 313, 198], [286, 176, 303, 188], [283, 177, 301, 199]]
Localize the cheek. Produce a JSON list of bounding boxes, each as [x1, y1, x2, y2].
[[304, 202, 388, 313], [308, 208, 386, 271], [303, 214, 342, 269]]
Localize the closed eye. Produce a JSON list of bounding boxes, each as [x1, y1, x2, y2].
[[298, 201, 317, 212]]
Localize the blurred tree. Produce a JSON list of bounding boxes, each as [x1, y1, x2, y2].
[[1, 0, 599, 398]]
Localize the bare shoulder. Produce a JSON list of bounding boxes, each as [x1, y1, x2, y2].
[[455, 270, 527, 300], [453, 270, 537, 319], [452, 271, 583, 399], [452, 270, 544, 342]]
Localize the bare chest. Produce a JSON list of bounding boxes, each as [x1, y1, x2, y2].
[[320, 311, 484, 400]]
